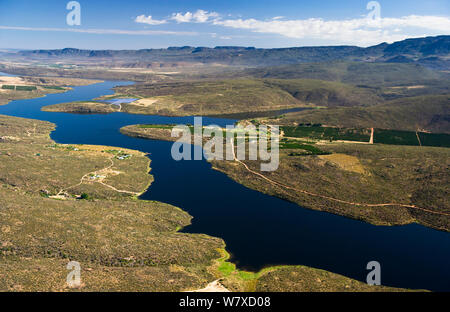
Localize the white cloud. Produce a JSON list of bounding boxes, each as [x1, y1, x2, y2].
[[171, 10, 219, 23], [0, 25, 196, 36], [212, 15, 450, 46], [135, 15, 167, 25]]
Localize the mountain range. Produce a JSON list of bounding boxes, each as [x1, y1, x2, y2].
[[1, 35, 449, 69]]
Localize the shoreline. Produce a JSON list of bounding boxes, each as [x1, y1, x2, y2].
[[119, 123, 450, 233]]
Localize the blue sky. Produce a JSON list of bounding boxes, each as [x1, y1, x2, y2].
[[0, 0, 449, 49]]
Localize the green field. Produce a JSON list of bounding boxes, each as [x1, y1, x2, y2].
[[282, 125, 371, 142], [280, 125, 450, 147], [15, 85, 37, 91], [1, 85, 37, 91], [40, 85, 66, 90]]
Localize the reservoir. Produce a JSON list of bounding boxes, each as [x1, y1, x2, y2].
[[0, 78, 449, 291]]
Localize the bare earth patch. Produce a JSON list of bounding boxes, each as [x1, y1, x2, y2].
[[134, 98, 160, 107], [187, 280, 230, 292], [319, 153, 367, 174], [0, 76, 26, 85]]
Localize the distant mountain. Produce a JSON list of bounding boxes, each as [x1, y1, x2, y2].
[[241, 62, 443, 86], [3, 35, 450, 69], [382, 36, 450, 56]]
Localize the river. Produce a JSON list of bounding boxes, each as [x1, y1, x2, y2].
[[0, 78, 448, 291]]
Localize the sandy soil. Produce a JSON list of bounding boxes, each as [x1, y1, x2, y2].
[[391, 85, 425, 90], [0, 76, 25, 84], [134, 98, 160, 107]]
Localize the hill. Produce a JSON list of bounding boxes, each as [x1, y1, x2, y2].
[[242, 62, 444, 87], [2, 35, 449, 69], [43, 78, 385, 116], [273, 94, 450, 133]]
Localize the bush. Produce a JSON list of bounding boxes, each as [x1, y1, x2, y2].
[[80, 193, 90, 200]]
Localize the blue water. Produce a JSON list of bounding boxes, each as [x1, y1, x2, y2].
[[0, 78, 449, 291]]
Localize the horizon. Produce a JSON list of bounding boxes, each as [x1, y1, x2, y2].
[[2, 34, 448, 52], [0, 0, 449, 50]]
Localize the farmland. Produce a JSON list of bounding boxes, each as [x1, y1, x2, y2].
[[279, 125, 450, 147]]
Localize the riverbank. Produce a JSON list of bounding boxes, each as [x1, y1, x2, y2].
[[120, 124, 450, 232]]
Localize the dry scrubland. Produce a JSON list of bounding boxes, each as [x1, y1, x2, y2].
[[0, 115, 222, 291], [212, 143, 450, 232], [42, 101, 120, 114], [0, 115, 411, 291]]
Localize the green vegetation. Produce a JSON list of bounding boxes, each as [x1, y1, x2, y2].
[[280, 139, 331, 155], [282, 125, 371, 142], [280, 125, 450, 147], [1, 85, 37, 91], [40, 85, 65, 90], [374, 129, 450, 147], [15, 85, 37, 91], [79, 193, 90, 200]]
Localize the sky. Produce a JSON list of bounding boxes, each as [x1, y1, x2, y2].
[[0, 0, 449, 50]]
